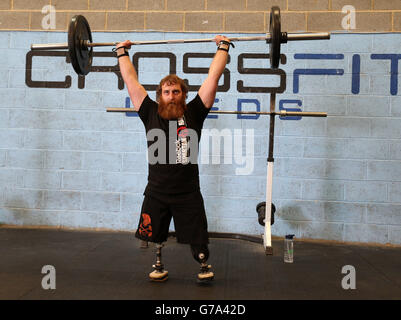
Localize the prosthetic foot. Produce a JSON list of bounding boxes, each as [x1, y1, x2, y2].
[[197, 253, 214, 284], [149, 243, 168, 282]]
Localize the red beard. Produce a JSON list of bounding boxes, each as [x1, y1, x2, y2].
[[158, 96, 187, 120]]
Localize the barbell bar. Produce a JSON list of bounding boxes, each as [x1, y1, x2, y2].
[[106, 108, 327, 117], [30, 6, 330, 75], [30, 33, 330, 50]]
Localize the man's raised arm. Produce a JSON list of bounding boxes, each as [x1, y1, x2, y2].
[[115, 40, 148, 111], [198, 35, 231, 109]]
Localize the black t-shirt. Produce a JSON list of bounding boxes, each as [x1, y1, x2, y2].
[[138, 94, 210, 194]]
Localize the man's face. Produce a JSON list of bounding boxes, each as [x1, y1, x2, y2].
[[158, 83, 186, 120]]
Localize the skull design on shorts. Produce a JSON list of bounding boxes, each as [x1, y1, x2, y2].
[[139, 213, 152, 238]]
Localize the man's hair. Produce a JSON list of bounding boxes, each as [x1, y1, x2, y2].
[[156, 74, 188, 102]]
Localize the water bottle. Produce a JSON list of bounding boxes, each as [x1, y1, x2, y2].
[[284, 234, 295, 263]]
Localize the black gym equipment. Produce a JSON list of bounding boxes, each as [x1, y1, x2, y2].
[[68, 15, 93, 76], [30, 6, 330, 75], [269, 6, 283, 69], [256, 202, 276, 226]]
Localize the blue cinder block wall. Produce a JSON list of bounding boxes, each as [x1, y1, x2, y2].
[[0, 31, 400, 245]]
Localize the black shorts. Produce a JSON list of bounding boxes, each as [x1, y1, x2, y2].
[[135, 190, 209, 245]]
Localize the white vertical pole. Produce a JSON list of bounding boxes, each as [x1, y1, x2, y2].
[[264, 93, 276, 255], [264, 161, 274, 254]]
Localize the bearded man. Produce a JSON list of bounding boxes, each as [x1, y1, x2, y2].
[[115, 35, 232, 283]]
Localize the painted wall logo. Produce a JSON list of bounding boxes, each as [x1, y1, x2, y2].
[[25, 49, 401, 120]]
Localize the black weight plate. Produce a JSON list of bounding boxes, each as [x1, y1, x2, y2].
[[269, 6, 281, 69], [68, 15, 93, 75], [256, 202, 275, 226]]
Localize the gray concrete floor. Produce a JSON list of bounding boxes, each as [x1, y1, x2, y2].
[[0, 227, 400, 300]]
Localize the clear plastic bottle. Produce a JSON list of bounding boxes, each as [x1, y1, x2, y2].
[[284, 234, 295, 263]]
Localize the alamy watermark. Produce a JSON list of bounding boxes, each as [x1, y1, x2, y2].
[[341, 265, 356, 290], [41, 265, 56, 290], [200, 128, 254, 175], [146, 122, 255, 175], [41, 5, 56, 30], [342, 5, 356, 30]]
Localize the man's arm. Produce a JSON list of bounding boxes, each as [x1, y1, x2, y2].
[[198, 35, 231, 109], [115, 41, 148, 111]]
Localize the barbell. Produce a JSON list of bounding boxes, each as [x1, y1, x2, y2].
[[30, 6, 330, 75], [106, 108, 327, 117]]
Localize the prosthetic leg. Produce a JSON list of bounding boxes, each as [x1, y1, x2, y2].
[[198, 253, 214, 283], [191, 245, 214, 283], [149, 243, 168, 282]]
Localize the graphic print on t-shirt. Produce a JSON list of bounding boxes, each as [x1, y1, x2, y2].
[[176, 117, 189, 164]]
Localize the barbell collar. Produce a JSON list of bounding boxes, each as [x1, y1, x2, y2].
[[281, 32, 288, 43], [287, 32, 330, 41], [31, 43, 69, 50]]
